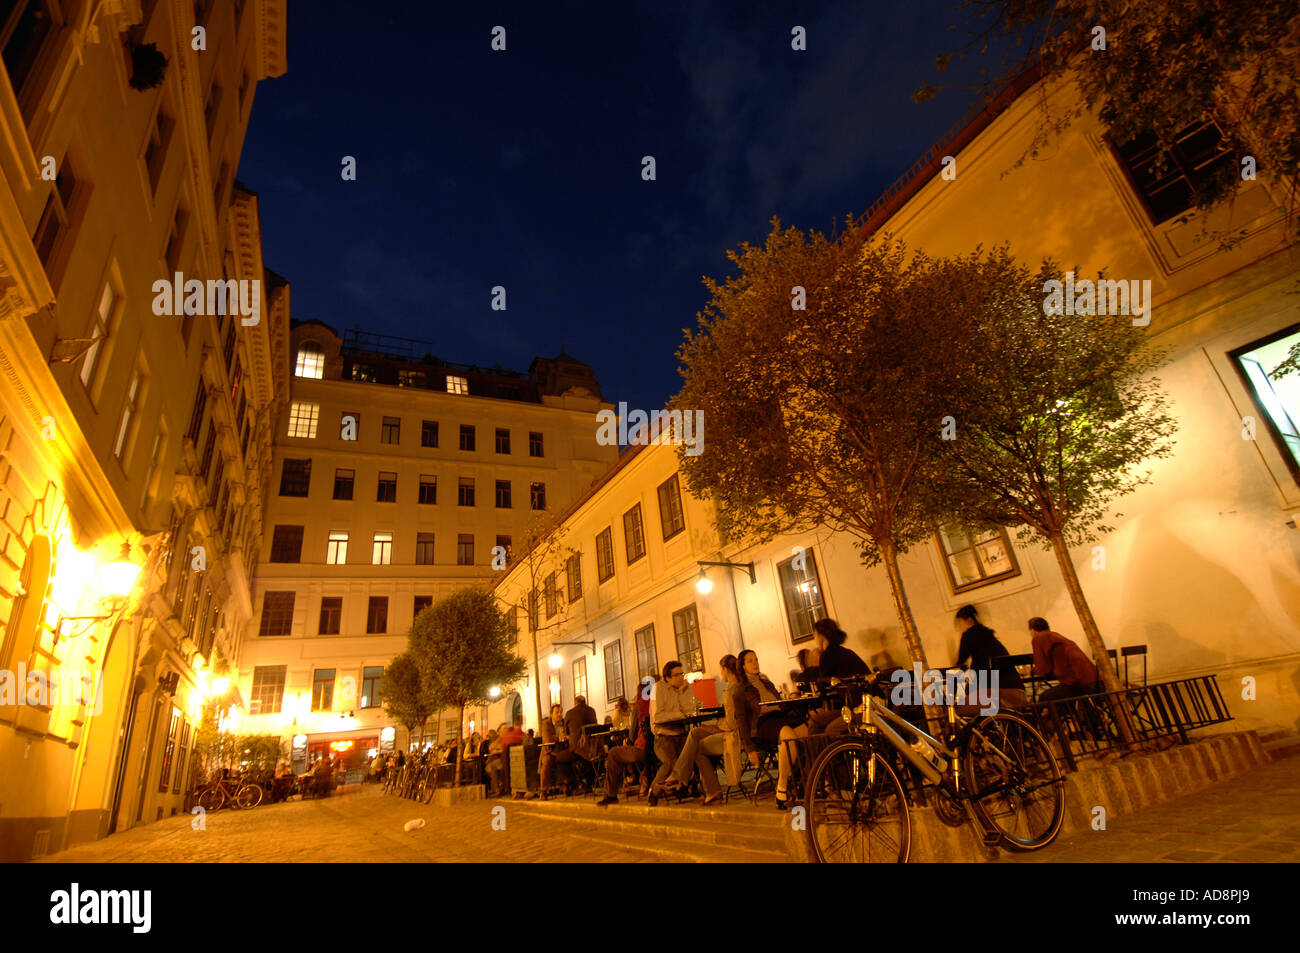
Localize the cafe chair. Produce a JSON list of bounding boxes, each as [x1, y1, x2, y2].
[[749, 743, 780, 807]]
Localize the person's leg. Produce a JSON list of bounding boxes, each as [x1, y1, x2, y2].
[[652, 736, 681, 792], [671, 726, 707, 786], [776, 723, 809, 796], [539, 750, 554, 790]]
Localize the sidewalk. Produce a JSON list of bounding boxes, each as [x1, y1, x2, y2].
[[1001, 752, 1300, 862]]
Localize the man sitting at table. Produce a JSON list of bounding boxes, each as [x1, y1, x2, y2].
[[596, 693, 651, 806], [539, 703, 576, 796], [1030, 618, 1102, 700], [648, 660, 707, 803], [563, 695, 599, 793], [666, 655, 739, 805]]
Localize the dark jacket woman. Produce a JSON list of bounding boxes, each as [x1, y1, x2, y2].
[[730, 672, 781, 755], [957, 622, 1025, 691]]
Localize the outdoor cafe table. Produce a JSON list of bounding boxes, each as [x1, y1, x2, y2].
[[656, 707, 726, 732]]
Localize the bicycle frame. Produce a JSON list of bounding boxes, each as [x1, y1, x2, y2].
[[861, 695, 960, 787]]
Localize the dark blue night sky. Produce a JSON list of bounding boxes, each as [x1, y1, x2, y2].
[[237, 0, 1012, 413]]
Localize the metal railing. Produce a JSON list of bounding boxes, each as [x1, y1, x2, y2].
[[1026, 674, 1233, 772]]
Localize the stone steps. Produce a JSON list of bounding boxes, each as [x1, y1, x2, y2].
[[509, 799, 789, 859]]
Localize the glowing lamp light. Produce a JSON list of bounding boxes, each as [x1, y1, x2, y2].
[[488, 685, 501, 699], [548, 653, 563, 670], [695, 570, 713, 595], [100, 542, 143, 600], [209, 677, 231, 698]]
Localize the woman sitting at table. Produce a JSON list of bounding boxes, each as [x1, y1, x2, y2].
[[734, 649, 808, 809], [539, 703, 579, 796], [662, 655, 739, 806]]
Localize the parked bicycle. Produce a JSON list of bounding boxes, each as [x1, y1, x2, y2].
[[196, 773, 265, 811], [803, 672, 1065, 863]]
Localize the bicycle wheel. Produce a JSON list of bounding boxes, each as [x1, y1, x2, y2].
[[962, 713, 1064, 851], [804, 739, 910, 863], [198, 786, 225, 812], [235, 783, 264, 809]]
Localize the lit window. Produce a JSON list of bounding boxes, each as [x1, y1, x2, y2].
[[81, 279, 116, 391], [250, 665, 286, 714], [937, 526, 1020, 593], [372, 532, 392, 565], [326, 531, 348, 565], [114, 365, 145, 461], [671, 605, 704, 674], [447, 375, 468, 395], [1232, 328, 1300, 478], [776, 550, 827, 643], [573, 657, 587, 700], [287, 401, 319, 438], [311, 669, 335, 711]]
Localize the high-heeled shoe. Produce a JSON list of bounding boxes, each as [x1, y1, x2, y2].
[[775, 790, 789, 810]]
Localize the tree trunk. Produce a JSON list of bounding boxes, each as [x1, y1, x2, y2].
[[1047, 529, 1135, 746], [879, 536, 943, 739], [454, 702, 466, 787]]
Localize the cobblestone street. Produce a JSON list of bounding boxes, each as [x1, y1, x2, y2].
[[1003, 753, 1300, 863]]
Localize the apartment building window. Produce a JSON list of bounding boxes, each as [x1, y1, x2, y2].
[[634, 624, 658, 681], [495, 480, 511, 508], [529, 431, 544, 457], [318, 597, 342, 635], [595, 527, 615, 583], [333, 468, 354, 500], [418, 475, 436, 504], [372, 532, 392, 565], [295, 341, 324, 378], [33, 154, 79, 270], [1111, 120, 1237, 225], [573, 658, 588, 700], [1231, 327, 1300, 479], [495, 535, 512, 564], [80, 279, 117, 392], [543, 573, 558, 618], [361, 666, 383, 708], [657, 474, 686, 540], [415, 533, 435, 565], [350, 363, 375, 383], [163, 204, 186, 275], [623, 504, 646, 564], [204, 78, 223, 139], [197, 424, 216, 480], [113, 364, 145, 462], [414, 595, 433, 617], [140, 426, 166, 512], [459, 425, 475, 451], [566, 553, 582, 603], [2, 1, 60, 103], [250, 666, 286, 715], [311, 669, 335, 711], [604, 642, 624, 705], [421, 420, 438, 447], [776, 550, 828, 643], [269, 525, 304, 563], [287, 400, 319, 438], [398, 369, 425, 387], [186, 381, 207, 443], [530, 482, 547, 510], [381, 416, 401, 444], [367, 596, 388, 634], [279, 458, 311, 497], [377, 471, 397, 502], [143, 102, 174, 195], [671, 605, 705, 674], [457, 534, 474, 565], [326, 531, 348, 565], [458, 477, 475, 506], [495, 428, 511, 454], [446, 375, 468, 395], [937, 526, 1020, 593], [222, 321, 236, 369], [258, 592, 295, 637], [158, 708, 180, 792]]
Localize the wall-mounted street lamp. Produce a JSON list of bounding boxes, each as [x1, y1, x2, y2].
[[548, 639, 595, 669], [695, 560, 755, 593], [55, 542, 145, 639]]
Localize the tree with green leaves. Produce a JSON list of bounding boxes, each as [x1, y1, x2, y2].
[[939, 246, 1178, 736], [382, 651, 442, 750], [409, 588, 527, 785], [673, 218, 983, 669]]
